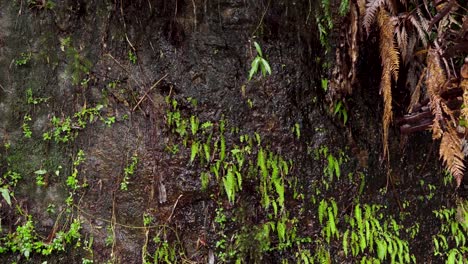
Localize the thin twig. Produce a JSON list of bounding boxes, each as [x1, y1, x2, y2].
[[251, 0, 270, 36], [132, 73, 168, 111], [167, 194, 183, 222], [104, 53, 144, 88]]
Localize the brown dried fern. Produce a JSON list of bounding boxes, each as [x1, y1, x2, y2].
[[440, 128, 465, 187], [378, 9, 399, 159], [426, 49, 447, 139], [363, 0, 386, 33]]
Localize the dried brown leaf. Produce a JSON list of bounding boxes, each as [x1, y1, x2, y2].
[[363, 0, 386, 34], [378, 9, 399, 159], [440, 128, 465, 187]]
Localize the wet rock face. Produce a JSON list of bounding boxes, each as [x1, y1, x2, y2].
[[0, 0, 326, 262]]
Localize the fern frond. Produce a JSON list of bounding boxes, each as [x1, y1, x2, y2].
[[386, 0, 398, 14], [431, 96, 444, 139], [396, 25, 408, 64], [427, 49, 446, 97], [378, 9, 399, 158], [462, 79, 468, 121], [426, 49, 447, 139], [409, 14, 428, 47], [440, 128, 465, 187], [379, 10, 399, 79], [363, 0, 386, 33], [417, 8, 430, 31]]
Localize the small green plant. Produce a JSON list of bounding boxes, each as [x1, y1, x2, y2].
[[64, 150, 86, 207], [26, 88, 49, 105], [433, 203, 468, 263], [14, 52, 31, 66], [318, 199, 339, 243], [34, 169, 47, 187], [248, 41, 272, 80], [0, 216, 82, 259], [333, 100, 348, 125], [316, 0, 333, 52], [0, 171, 21, 206], [292, 123, 301, 139], [43, 116, 74, 143], [339, 0, 350, 16], [341, 203, 415, 263], [103, 116, 115, 127], [22, 114, 33, 138], [150, 226, 185, 263], [43, 104, 110, 143], [128, 50, 137, 64], [120, 154, 138, 191], [321, 78, 328, 92]]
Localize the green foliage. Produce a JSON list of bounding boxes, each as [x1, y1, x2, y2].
[[248, 41, 272, 81], [316, 0, 333, 52], [333, 101, 348, 125], [120, 154, 139, 191], [319, 199, 339, 243], [321, 78, 328, 92], [315, 146, 347, 190], [339, 0, 350, 16], [34, 169, 47, 187], [43, 104, 111, 143], [432, 203, 468, 262], [22, 114, 32, 138], [128, 50, 137, 64], [0, 216, 82, 259], [0, 171, 21, 206], [26, 88, 49, 105], [292, 123, 301, 139], [341, 203, 414, 263], [14, 52, 31, 66], [66, 150, 86, 194]]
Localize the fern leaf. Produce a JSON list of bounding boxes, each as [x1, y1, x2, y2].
[[417, 8, 430, 32], [363, 0, 386, 34], [426, 49, 447, 139], [462, 79, 468, 122], [440, 128, 465, 187], [378, 9, 399, 158], [386, 0, 398, 15], [396, 25, 408, 64], [409, 14, 428, 47]]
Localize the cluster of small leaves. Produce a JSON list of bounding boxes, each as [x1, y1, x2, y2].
[[120, 155, 139, 191], [0, 216, 81, 259], [165, 97, 302, 261], [43, 104, 113, 143], [315, 146, 347, 190], [22, 114, 33, 138], [26, 88, 49, 105], [0, 171, 21, 206], [14, 52, 31, 66], [433, 205, 468, 263], [248, 41, 272, 81], [341, 204, 415, 263]]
